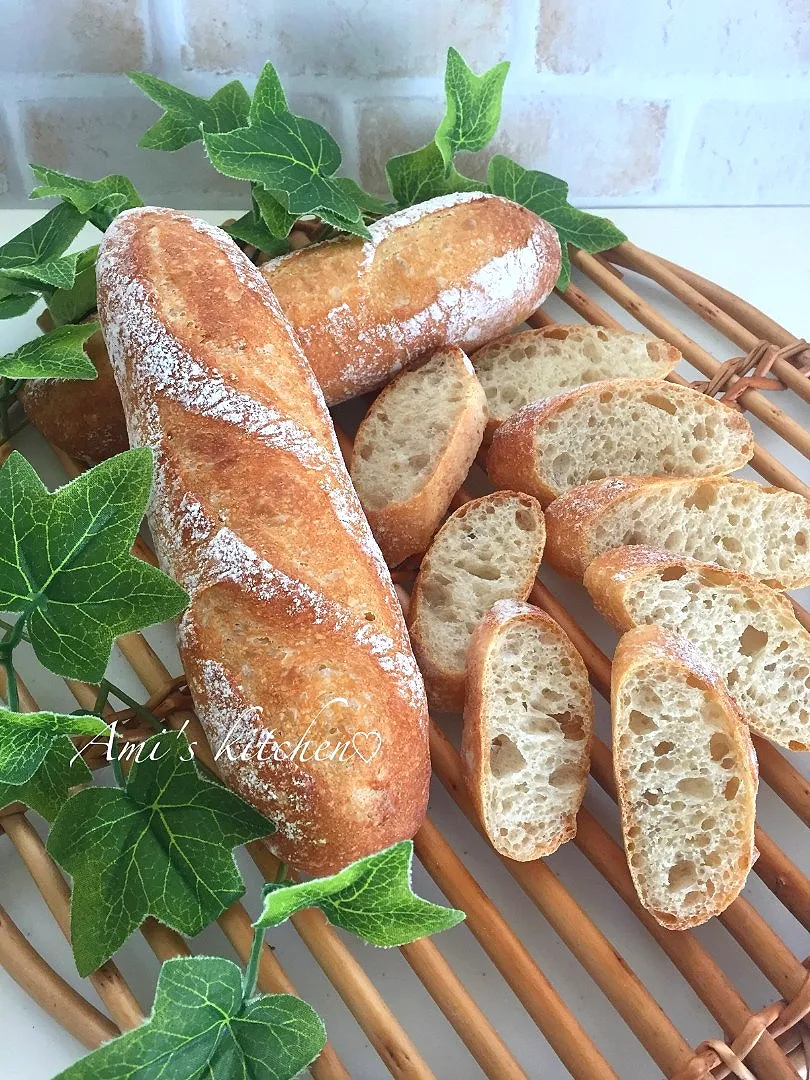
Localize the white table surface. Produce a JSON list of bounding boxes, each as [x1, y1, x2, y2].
[[1, 206, 809, 1080]]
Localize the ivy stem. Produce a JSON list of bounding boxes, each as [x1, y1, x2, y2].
[[275, 860, 288, 884], [241, 923, 265, 1002], [0, 615, 26, 711], [94, 678, 163, 733], [0, 376, 9, 444]]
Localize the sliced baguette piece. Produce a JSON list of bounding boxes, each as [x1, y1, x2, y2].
[[408, 492, 546, 711], [612, 625, 758, 930], [462, 599, 593, 860], [350, 346, 487, 567], [487, 378, 753, 505], [586, 546, 810, 751], [544, 475, 810, 588], [470, 324, 681, 437]]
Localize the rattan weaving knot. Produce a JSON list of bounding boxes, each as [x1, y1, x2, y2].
[[678, 964, 810, 1079], [691, 340, 786, 407]]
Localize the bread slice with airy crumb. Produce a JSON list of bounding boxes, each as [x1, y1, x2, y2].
[[350, 346, 487, 566], [544, 475, 810, 588], [407, 492, 546, 711], [585, 546, 810, 751], [487, 379, 753, 505], [470, 324, 680, 437], [612, 625, 758, 930], [462, 599, 593, 860]]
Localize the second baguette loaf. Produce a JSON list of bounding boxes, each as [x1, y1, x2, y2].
[[22, 192, 561, 462], [97, 207, 430, 876], [262, 191, 561, 404]]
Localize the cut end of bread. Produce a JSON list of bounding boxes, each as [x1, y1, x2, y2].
[[471, 324, 680, 430], [463, 600, 593, 860], [408, 492, 546, 711], [612, 626, 757, 929], [587, 545, 810, 752], [350, 346, 487, 565], [545, 476, 810, 588], [488, 378, 753, 504]]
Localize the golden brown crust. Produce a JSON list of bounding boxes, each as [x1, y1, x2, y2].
[[486, 379, 754, 506], [462, 600, 592, 860], [18, 323, 129, 464], [262, 192, 561, 404], [23, 193, 560, 461], [407, 491, 546, 711], [351, 347, 488, 566], [543, 474, 810, 586], [97, 207, 430, 876], [611, 625, 757, 930]]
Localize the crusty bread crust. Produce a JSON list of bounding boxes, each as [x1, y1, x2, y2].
[[23, 192, 560, 462], [18, 321, 129, 464], [351, 346, 487, 566], [462, 600, 592, 860], [544, 474, 810, 587], [407, 491, 546, 711], [262, 192, 561, 404], [97, 207, 430, 876], [487, 378, 754, 505], [612, 625, 758, 930]]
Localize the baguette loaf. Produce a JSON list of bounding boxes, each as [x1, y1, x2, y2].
[[407, 491, 545, 711], [612, 626, 757, 929], [262, 191, 561, 404], [585, 546, 810, 751], [24, 192, 560, 463], [544, 475, 810, 588], [487, 379, 753, 505], [471, 325, 680, 436], [350, 346, 487, 566], [462, 600, 593, 860], [97, 207, 430, 876]]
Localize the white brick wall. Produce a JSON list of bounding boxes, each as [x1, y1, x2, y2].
[[0, 0, 807, 208]]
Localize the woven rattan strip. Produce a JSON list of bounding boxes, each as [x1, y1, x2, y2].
[[2, 235, 810, 1079]]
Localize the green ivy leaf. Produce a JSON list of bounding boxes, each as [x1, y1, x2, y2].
[[487, 154, 626, 290], [224, 208, 290, 256], [129, 71, 251, 150], [252, 184, 297, 238], [53, 956, 326, 1080], [0, 322, 99, 380], [435, 48, 509, 167], [0, 449, 189, 682], [0, 735, 93, 822], [29, 167, 143, 233], [203, 114, 371, 239], [47, 246, 99, 326], [0, 293, 38, 320], [386, 141, 485, 207], [250, 61, 288, 126], [333, 177, 394, 216], [0, 203, 85, 274], [0, 707, 107, 784], [0, 251, 81, 295], [48, 731, 274, 975], [256, 840, 465, 946]]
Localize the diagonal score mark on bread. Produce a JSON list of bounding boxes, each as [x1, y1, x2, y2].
[[97, 206, 431, 875]]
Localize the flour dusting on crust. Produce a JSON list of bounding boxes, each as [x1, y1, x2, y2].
[[97, 208, 427, 768]]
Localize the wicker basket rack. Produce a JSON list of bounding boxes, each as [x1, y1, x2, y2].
[[2, 233, 810, 1080]]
